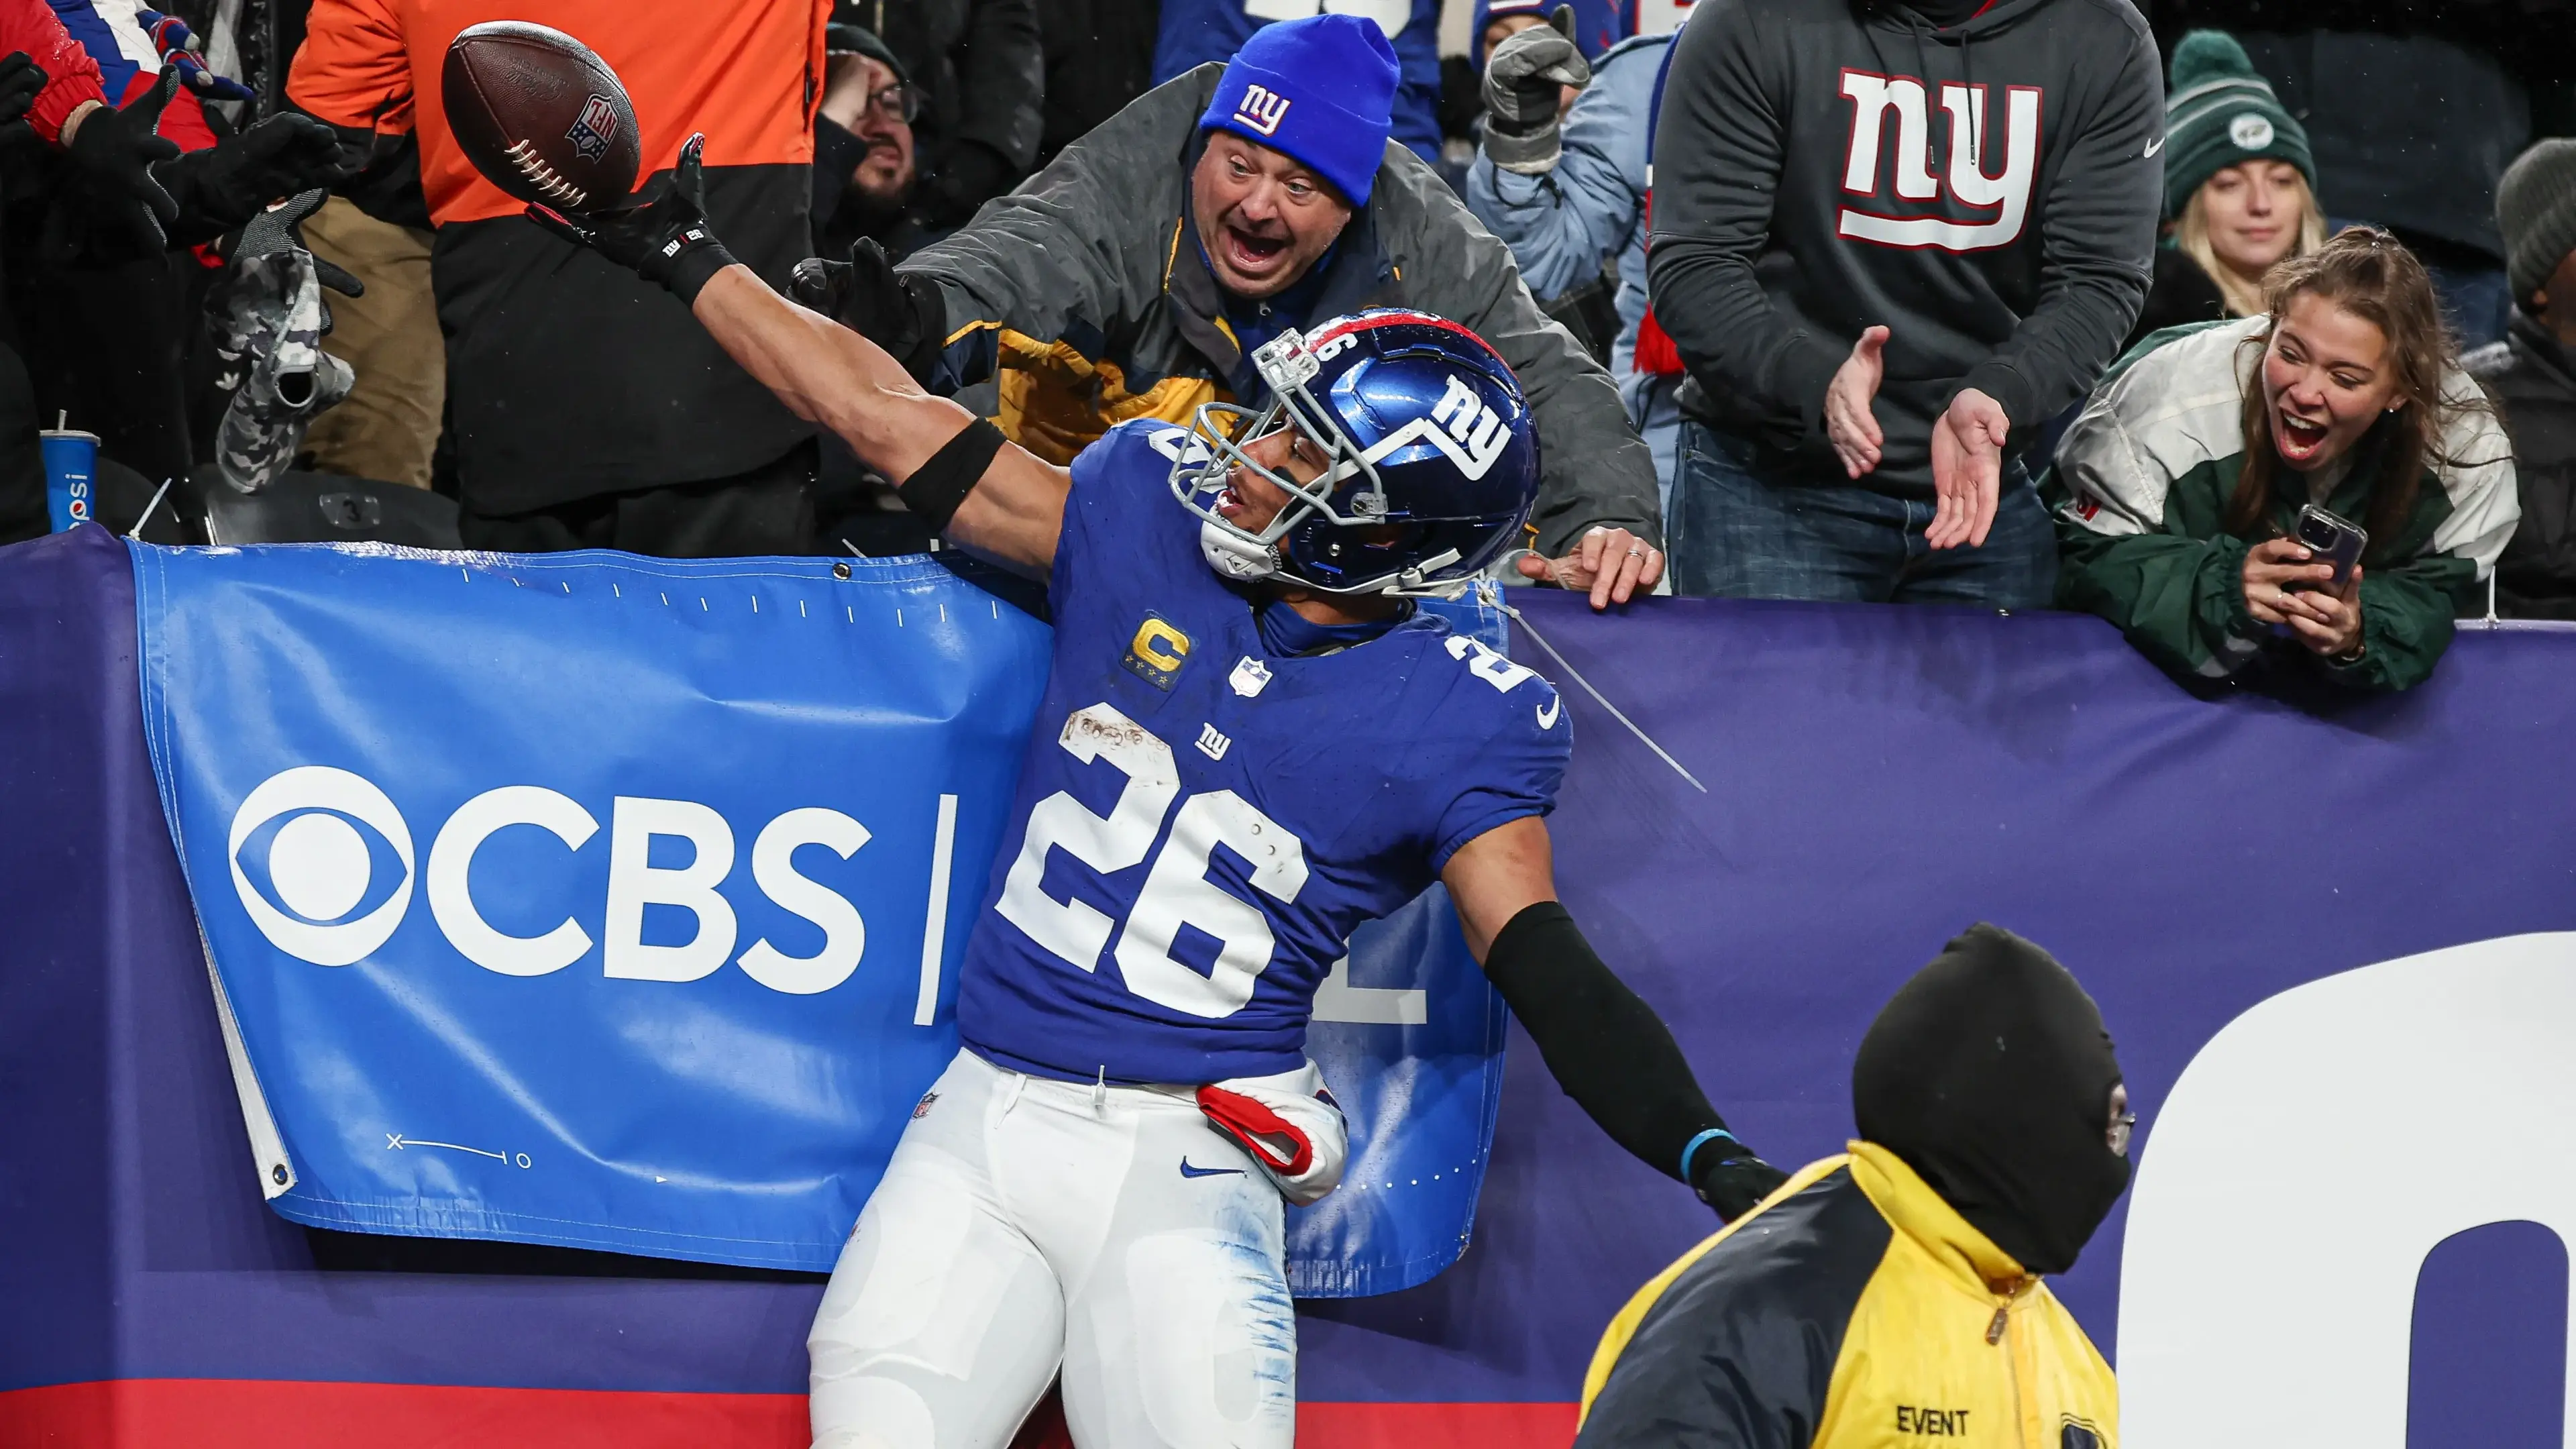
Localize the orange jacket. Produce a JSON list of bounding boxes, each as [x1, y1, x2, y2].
[[287, 0, 827, 227]]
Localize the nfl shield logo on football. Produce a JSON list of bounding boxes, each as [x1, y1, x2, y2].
[[566, 94, 619, 162]]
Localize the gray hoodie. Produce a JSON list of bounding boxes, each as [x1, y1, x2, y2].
[[1646, 0, 2161, 496]]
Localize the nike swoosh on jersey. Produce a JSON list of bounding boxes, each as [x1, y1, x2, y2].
[[1179, 1157, 1246, 1179], [1536, 696, 1562, 729], [2144, 135, 2166, 158]]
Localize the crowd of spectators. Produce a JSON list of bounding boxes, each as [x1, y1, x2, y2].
[[8, 0, 2576, 692]]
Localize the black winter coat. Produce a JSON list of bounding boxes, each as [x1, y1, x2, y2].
[[2121, 246, 2229, 356], [845, 0, 1044, 189], [2469, 314, 2576, 619]]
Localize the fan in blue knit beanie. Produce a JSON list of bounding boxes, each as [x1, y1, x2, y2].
[[1199, 15, 1400, 211]]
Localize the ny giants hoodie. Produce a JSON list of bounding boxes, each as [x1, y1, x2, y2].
[[1646, 0, 2162, 496]]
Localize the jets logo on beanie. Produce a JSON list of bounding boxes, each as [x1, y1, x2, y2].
[[2160, 30, 2314, 221], [1199, 14, 1400, 209]]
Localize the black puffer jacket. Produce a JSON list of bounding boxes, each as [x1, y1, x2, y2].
[[2469, 314, 2576, 619]]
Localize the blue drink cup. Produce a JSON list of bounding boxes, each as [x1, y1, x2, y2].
[[40, 429, 99, 532]]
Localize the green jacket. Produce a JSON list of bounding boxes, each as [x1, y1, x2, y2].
[[2047, 318, 2518, 692]]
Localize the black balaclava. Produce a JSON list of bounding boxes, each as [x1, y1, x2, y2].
[[1852, 924, 2130, 1277]]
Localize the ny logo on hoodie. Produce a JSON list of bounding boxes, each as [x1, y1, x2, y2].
[[1835, 70, 2042, 252]]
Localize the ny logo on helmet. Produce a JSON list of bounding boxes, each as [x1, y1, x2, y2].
[[1234, 84, 1292, 137], [1360, 374, 1509, 480]]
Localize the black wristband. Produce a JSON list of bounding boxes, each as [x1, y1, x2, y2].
[[1484, 900, 1735, 1183], [898, 417, 1008, 531], [663, 228, 738, 307]]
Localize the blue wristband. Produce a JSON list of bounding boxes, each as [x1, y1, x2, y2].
[[1678, 1128, 1740, 1183]]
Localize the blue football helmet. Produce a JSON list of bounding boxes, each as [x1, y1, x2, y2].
[[1168, 308, 1542, 596]]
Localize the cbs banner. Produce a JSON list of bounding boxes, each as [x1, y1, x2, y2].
[[133, 542, 1507, 1290]]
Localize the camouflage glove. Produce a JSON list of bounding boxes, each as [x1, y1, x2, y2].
[[1481, 5, 1589, 176]]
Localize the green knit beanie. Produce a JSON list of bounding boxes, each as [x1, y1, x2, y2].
[[2161, 31, 2314, 221]]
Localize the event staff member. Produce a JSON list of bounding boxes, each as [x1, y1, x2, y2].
[[1647, 0, 2162, 606], [2053, 230, 2516, 693], [530, 118, 1788, 1442], [288, 0, 828, 555], [807, 14, 1668, 606], [1576, 925, 2131, 1449]]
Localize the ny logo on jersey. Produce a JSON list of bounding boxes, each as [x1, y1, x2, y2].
[[1360, 374, 1510, 480], [1835, 70, 2043, 252], [1234, 83, 1293, 137], [566, 94, 619, 162]]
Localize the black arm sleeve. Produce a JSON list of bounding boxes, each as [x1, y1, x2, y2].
[[1485, 901, 1743, 1185]]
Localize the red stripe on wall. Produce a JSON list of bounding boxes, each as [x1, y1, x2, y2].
[[0, 1382, 1579, 1448], [1297, 1401, 1579, 1447], [0, 1381, 807, 1448]]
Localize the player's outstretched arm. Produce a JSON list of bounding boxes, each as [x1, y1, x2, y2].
[[521, 134, 1067, 574], [689, 266, 1064, 572], [1443, 818, 1790, 1221]]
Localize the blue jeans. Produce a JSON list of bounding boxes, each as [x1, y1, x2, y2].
[[1669, 422, 2059, 608]]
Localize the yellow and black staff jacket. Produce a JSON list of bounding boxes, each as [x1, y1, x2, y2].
[[1576, 1141, 2119, 1449]]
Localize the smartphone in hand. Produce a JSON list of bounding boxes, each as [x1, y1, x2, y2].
[[2294, 504, 2367, 586]]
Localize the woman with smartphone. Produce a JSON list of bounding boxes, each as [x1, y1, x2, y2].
[[2049, 227, 2520, 692]]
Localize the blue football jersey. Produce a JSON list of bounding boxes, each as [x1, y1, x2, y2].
[[954, 421, 1570, 1085]]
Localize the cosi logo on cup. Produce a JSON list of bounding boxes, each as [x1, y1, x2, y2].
[[226, 767, 889, 996]]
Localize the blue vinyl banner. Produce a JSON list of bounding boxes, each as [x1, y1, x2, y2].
[[133, 541, 1506, 1287]]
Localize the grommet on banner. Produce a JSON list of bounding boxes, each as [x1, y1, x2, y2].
[[832, 561, 852, 580], [270, 1163, 289, 1185]]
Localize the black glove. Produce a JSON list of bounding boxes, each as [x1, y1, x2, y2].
[[787, 236, 945, 383], [1690, 1141, 1792, 1223], [158, 113, 359, 244], [917, 140, 1012, 227], [0, 52, 46, 129], [48, 65, 182, 264], [1481, 5, 1590, 176], [525, 132, 737, 303]]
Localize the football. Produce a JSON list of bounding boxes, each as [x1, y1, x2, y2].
[[441, 21, 643, 214]]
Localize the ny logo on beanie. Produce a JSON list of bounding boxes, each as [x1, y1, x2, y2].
[[1234, 83, 1292, 137]]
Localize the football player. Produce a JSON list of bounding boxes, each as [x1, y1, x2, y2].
[[535, 140, 1787, 1449]]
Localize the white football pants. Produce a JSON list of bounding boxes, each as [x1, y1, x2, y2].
[[808, 1049, 1299, 1449]]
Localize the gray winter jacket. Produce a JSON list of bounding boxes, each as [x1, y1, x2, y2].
[[1646, 0, 2163, 497], [901, 64, 1662, 555]]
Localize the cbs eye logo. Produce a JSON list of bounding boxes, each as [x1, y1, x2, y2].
[[227, 766, 415, 965]]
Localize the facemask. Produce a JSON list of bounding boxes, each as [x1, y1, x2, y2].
[[1851, 923, 2132, 1277]]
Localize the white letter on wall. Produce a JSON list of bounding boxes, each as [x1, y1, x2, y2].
[[737, 807, 871, 996], [427, 786, 600, 976], [602, 796, 737, 982], [2119, 932, 2576, 1448]]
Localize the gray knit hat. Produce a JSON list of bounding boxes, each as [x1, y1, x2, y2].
[[2498, 139, 2576, 306], [2161, 31, 2314, 220]]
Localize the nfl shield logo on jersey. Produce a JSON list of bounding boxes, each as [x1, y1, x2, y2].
[[566, 94, 619, 162]]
